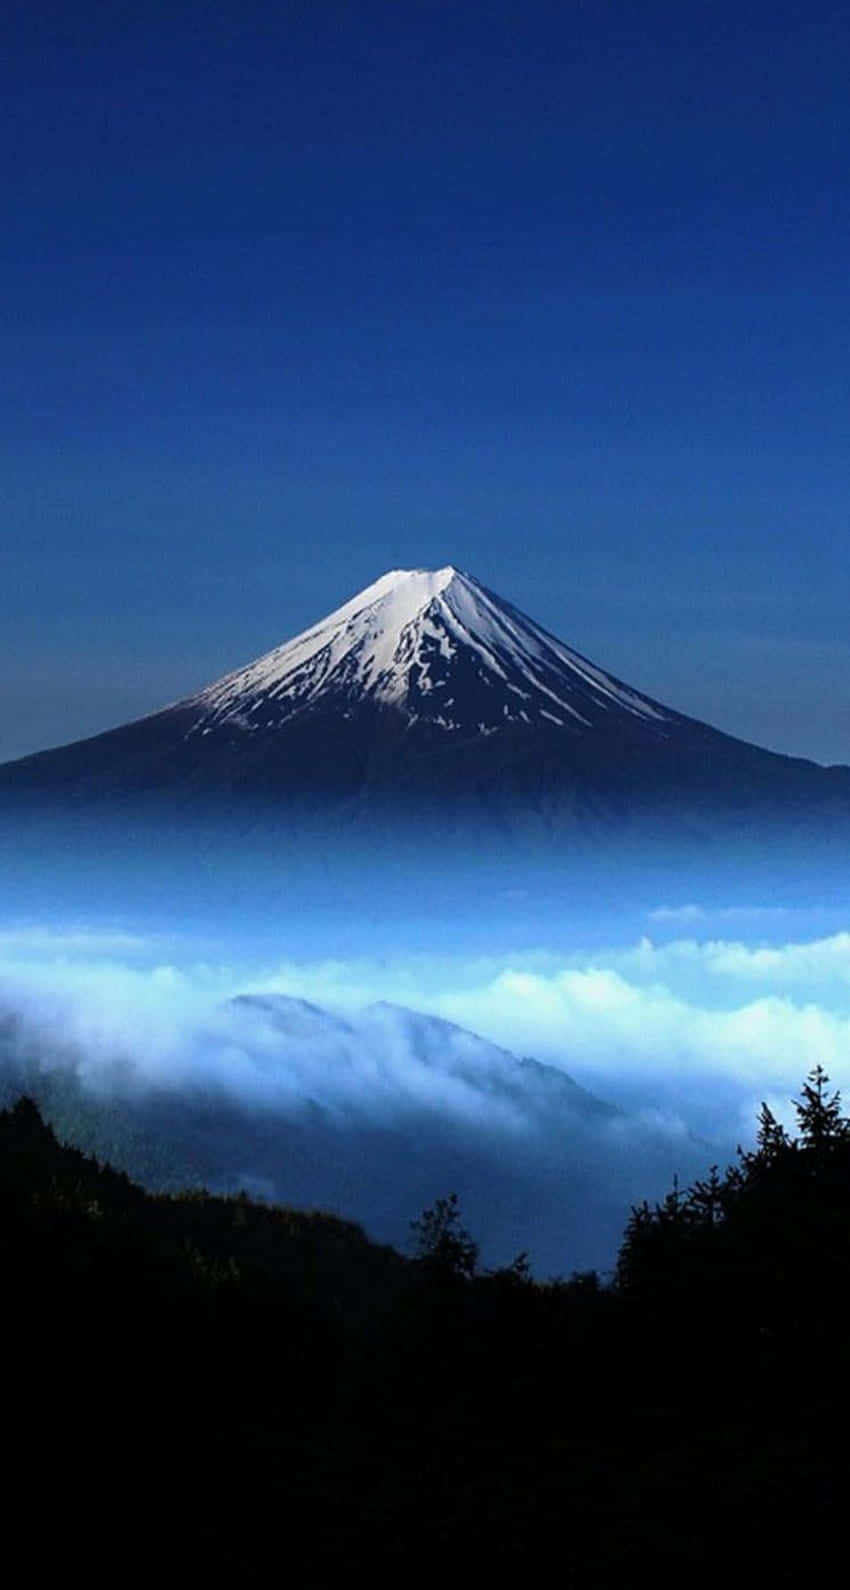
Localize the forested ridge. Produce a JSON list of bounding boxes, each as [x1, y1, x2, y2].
[[3, 1069, 849, 1580]]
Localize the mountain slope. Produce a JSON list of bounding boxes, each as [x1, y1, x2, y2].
[[1, 565, 849, 847], [0, 984, 702, 1272], [188, 566, 672, 738]]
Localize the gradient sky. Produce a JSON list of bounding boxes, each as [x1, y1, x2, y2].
[[3, 0, 850, 764]]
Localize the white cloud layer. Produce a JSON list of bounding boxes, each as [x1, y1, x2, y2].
[[4, 915, 850, 1145]]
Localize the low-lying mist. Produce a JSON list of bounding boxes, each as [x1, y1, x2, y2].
[[3, 859, 849, 1272]]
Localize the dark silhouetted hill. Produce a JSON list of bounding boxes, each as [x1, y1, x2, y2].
[[5, 1072, 850, 1577]]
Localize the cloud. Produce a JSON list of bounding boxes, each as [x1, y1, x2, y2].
[[8, 911, 850, 1270], [646, 904, 792, 925], [0, 923, 158, 957], [647, 904, 708, 924], [244, 930, 850, 1127], [5, 916, 850, 1162], [615, 931, 850, 992]]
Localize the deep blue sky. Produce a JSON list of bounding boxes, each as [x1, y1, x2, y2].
[[3, 0, 850, 763]]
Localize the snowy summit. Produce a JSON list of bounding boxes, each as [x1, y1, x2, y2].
[[188, 566, 670, 739]]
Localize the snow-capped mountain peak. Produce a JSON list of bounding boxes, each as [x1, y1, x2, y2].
[[186, 566, 671, 738], [5, 565, 850, 850]]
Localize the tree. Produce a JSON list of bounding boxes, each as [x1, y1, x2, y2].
[[686, 1164, 725, 1227], [755, 1102, 790, 1160], [793, 1066, 847, 1151], [735, 1103, 792, 1183], [489, 1250, 532, 1285], [614, 1187, 691, 1296], [409, 1193, 478, 1281]]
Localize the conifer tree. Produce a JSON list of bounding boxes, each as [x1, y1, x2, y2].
[[793, 1065, 846, 1150], [686, 1164, 725, 1226], [409, 1193, 478, 1280]]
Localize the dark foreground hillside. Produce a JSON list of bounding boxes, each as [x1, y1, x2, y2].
[[4, 1072, 850, 1581]]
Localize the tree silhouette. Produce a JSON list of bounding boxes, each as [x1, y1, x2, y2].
[[686, 1164, 725, 1226], [7, 1081, 850, 1576], [793, 1065, 847, 1150], [409, 1192, 478, 1280]]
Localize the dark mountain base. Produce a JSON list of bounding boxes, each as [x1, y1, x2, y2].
[[3, 695, 850, 834], [4, 562, 850, 911]]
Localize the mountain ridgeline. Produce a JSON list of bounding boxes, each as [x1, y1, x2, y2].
[[2, 566, 849, 857], [0, 988, 693, 1275], [5, 1070, 850, 1576]]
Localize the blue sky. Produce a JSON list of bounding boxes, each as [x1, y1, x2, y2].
[[3, 0, 850, 763]]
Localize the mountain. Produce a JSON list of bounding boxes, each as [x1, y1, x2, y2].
[[187, 566, 674, 738], [0, 983, 705, 1272], [226, 992, 615, 1127], [2, 564, 849, 849]]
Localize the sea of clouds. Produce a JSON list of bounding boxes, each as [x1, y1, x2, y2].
[[3, 904, 849, 1149]]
